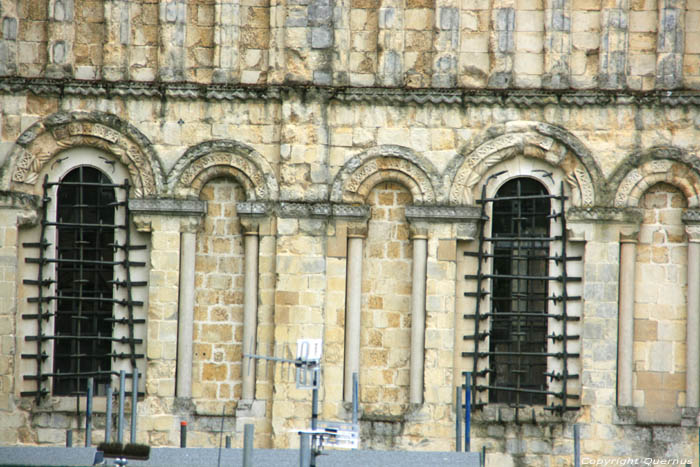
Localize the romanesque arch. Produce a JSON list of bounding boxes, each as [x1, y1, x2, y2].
[[330, 145, 439, 205], [446, 121, 602, 207], [611, 147, 700, 208], [168, 140, 278, 201], [2, 111, 164, 198]]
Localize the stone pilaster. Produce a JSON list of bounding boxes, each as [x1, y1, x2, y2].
[[212, 0, 240, 83], [0, 2, 18, 77], [158, 0, 187, 81], [378, 0, 405, 87], [103, 0, 131, 81], [684, 212, 700, 410], [656, 0, 685, 89], [432, 1, 459, 87], [46, 0, 74, 78], [599, 0, 629, 89], [488, 0, 515, 88], [543, 0, 571, 88]]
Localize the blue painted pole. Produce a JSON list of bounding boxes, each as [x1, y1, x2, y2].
[[455, 386, 462, 452], [85, 377, 93, 447], [465, 372, 471, 452]]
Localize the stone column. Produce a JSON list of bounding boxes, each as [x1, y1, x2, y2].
[[409, 231, 428, 405], [241, 222, 260, 401], [176, 231, 196, 398], [617, 234, 637, 407], [685, 222, 700, 408], [344, 232, 365, 402]]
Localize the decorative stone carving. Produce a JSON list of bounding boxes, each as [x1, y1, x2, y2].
[[331, 146, 439, 205], [448, 123, 597, 208], [3, 77, 700, 107], [614, 160, 700, 208], [4, 111, 163, 198], [168, 140, 278, 202], [128, 198, 206, 216], [405, 205, 481, 223]]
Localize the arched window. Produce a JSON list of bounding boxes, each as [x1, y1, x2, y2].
[[53, 167, 117, 395], [463, 174, 582, 414], [489, 178, 550, 405], [21, 156, 147, 400]]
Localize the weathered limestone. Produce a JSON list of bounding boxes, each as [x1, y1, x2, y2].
[[656, 0, 685, 89], [3, 0, 700, 461], [543, 0, 571, 88], [159, 0, 187, 81], [0, 2, 19, 77], [599, 0, 629, 89], [103, 0, 131, 80]]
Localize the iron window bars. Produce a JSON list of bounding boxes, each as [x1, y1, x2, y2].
[[463, 177, 581, 415], [22, 168, 146, 400]]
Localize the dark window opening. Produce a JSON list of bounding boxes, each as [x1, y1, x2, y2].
[[53, 167, 116, 396], [489, 178, 550, 405], [463, 175, 581, 414], [22, 164, 146, 401]]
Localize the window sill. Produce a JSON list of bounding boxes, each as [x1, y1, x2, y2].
[[615, 406, 699, 427], [471, 404, 579, 424]]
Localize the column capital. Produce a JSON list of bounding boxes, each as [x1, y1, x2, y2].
[[347, 222, 368, 238], [684, 210, 700, 241]]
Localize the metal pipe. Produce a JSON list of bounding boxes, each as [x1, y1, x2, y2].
[[130, 369, 138, 443], [574, 424, 580, 467], [465, 372, 471, 452], [85, 377, 93, 447], [117, 370, 125, 444], [243, 424, 254, 467], [180, 421, 187, 448], [352, 372, 358, 426], [299, 432, 310, 467], [311, 369, 319, 467], [455, 386, 462, 452], [105, 385, 113, 443]]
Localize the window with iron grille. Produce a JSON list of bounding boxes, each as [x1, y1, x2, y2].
[[21, 164, 146, 399], [464, 176, 581, 414]]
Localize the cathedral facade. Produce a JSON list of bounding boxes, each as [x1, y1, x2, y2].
[[1, 0, 699, 464]]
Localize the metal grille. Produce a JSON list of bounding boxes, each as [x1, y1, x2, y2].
[[21, 168, 146, 399], [463, 177, 581, 415]]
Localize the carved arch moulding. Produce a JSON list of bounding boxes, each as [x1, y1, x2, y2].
[[447, 121, 601, 208], [2, 111, 164, 198], [613, 151, 700, 208], [330, 145, 440, 205], [168, 140, 279, 201]]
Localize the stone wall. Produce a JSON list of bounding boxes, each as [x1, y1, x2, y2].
[[1, 1, 700, 466]]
